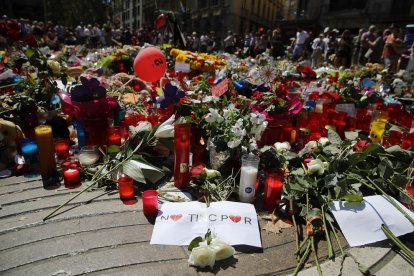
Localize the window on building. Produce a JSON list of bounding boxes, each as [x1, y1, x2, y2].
[[242, 0, 246, 9], [251, 0, 255, 11], [211, 0, 219, 6], [329, 0, 365, 11], [262, 1, 266, 17], [256, 0, 260, 14]]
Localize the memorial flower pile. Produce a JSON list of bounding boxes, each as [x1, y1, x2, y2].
[[0, 31, 413, 275]]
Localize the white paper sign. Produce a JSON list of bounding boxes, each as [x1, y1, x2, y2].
[[150, 201, 262, 247], [330, 195, 414, 247], [174, 62, 191, 73]]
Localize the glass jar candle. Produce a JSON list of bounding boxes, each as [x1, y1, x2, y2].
[[54, 139, 70, 160], [20, 138, 38, 163], [78, 145, 100, 166], [107, 126, 122, 146], [34, 125, 57, 178], [264, 168, 284, 212], [174, 124, 191, 189], [118, 176, 135, 199], [239, 154, 260, 203]]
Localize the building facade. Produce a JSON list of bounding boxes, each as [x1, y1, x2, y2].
[[116, 0, 143, 30]]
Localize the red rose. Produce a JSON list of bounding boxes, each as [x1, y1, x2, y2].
[[353, 140, 370, 152], [25, 34, 38, 47]]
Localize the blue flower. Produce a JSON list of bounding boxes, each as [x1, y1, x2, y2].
[[156, 83, 185, 108]]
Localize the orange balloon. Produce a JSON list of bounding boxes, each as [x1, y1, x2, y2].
[[133, 47, 167, 83]]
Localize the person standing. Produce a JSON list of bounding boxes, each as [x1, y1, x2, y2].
[[352, 28, 363, 65], [190, 32, 200, 52], [358, 25, 377, 66], [292, 27, 309, 61], [224, 30, 235, 53], [311, 33, 326, 68], [383, 24, 406, 73], [334, 30, 353, 68], [271, 28, 285, 58]]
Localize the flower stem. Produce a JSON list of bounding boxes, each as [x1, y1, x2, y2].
[[43, 160, 125, 221], [381, 224, 414, 262], [322, 205, 334, 259], [293, 240, 311, 276], [328, 219, 344, 256], [386, 180, 414, 204], [311, 236, 323, 276]]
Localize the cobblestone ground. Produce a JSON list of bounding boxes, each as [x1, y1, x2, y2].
[[0, 176, 412, 275]]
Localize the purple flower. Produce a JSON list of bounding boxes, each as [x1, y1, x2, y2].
[[156, 83, 185, 108], [71, 76, 107, 102]]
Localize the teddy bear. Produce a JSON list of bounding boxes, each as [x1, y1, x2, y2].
[[0, 118, 25, 172]]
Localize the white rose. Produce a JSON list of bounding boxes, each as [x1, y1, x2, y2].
[[47, 60, 61, 74], [274, 142, 291, 152], [203, 168, 221, 179], [210, 238, 236, 261], [307, 159, 329, 175], [188, 245, 216, 269], [318, 137, 330, 146]]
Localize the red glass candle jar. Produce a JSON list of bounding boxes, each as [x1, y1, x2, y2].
[[54, 139, 70, 160], [118, 176, 135, 199], [174, 124, 191, 189], [63, 168, 81, 186], [401, 132, 414, 150], [264, 169, 284, 212], [107, 126, 122, 146], [124, 114, 136, 127], [388, 130, 403, 146], [142, 190, 158, 216]]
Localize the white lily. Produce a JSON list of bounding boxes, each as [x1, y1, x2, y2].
[[249, 139, 258, 151], [305, 140, 318, 149], [129, 121, 152, 136], [154, 115, 175, 138], [205, 108, 224, 123]]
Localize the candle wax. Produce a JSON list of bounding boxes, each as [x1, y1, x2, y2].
[[239, 165, 258, 203]]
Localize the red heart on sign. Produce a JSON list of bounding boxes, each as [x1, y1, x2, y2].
[[170, 214, 183, 221], [229, 215, 241, 223]]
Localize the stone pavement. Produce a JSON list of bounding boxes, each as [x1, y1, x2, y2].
[[0, 175, 413, 275]]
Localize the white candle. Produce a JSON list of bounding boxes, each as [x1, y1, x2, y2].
[[78, 153, 100, 166], [239, 165, 258, 203]]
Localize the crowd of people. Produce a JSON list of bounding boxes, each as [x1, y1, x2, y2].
[[288, 24, 413, 73], [1, 15, 413, 73]]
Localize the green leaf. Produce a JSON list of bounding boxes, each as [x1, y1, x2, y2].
[[25, 48, 35, 59], [391, 174, 408, 187], [328, 129, 342, 146], [188, 236, 203, 251], [325, 174, 338, 187], [377, 159, 394, 181], [343, 193, 363, 203], [323, 144, 341, 156], [123, 159, 165, 184], [205, 229, 212, 245], [291, 168, 305, 176]]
